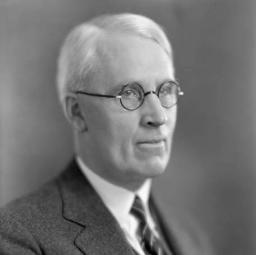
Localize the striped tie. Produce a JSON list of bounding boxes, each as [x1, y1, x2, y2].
[[130, 196, 171, 255]]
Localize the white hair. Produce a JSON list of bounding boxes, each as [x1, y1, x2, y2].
[[57, 13, 173, 106]]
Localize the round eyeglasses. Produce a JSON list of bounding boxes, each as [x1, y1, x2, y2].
[[74, 81, 184, 111]]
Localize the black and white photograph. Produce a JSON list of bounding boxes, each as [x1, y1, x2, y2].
[[0, 1, 255, 254]]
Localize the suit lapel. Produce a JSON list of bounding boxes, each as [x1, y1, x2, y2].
[[150, 192, 208, 255], [150, 194, 182, 255], [57, 160, 134, 255]]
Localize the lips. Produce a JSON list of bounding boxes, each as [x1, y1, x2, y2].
[[137, 137, 166, 145], [136, 137, 167, 154]]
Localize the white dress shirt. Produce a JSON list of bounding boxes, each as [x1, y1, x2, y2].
[[76, 157, 158, 255]]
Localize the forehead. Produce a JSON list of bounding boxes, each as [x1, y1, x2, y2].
[[94, 33, 175, 91]]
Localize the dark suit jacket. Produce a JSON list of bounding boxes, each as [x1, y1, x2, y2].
[[0, 160, 212, 255]]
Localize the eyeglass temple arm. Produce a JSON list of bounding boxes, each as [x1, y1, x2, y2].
[[178, 85, 184, 96], [75, 91, 122, 99], [75, 87, 184, 98]]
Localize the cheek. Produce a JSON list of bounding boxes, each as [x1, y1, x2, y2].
[[109, 118, 141, 167], [88, 110, 137, 154], [111, 119, 136, 152], [167, 107, 177, 130]]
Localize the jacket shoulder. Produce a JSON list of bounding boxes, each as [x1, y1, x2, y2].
[[0, 179, 60, 222], [0, 179, 63, 255]]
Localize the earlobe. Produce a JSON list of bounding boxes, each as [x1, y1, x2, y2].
[[64, 95, 88, 132]]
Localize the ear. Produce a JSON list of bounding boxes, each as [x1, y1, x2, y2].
[[63, 94, 88, 132]]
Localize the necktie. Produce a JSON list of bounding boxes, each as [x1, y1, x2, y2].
[[130, 196, 171, 255]]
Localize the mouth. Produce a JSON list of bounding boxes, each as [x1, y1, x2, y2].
[[138, 139, 165, 144], [136, 138, 166, 152], [137, 137, 166, 144]]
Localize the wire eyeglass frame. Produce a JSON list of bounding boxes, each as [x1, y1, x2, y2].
[[74, 80, 184, 111]]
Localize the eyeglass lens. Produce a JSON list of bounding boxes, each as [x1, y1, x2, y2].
[[119, 81, 179, 111]]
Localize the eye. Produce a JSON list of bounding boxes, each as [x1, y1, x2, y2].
[[122, 89, 139, 98], [120, 83, 143, 100], [160, 85, 171, 95], [159, 81, 177, 96]]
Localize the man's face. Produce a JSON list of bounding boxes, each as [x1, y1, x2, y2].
[[78, 33, 177, 190]]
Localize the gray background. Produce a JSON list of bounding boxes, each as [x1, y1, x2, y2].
[[1, 0, 255, 254]]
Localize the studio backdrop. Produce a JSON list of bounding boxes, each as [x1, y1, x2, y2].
[[1, 1, 255, 255]]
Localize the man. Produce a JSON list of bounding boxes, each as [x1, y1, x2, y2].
[[0, 13, 211, 255]]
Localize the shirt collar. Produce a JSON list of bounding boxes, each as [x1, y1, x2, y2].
[[76, 157, 152, 223]]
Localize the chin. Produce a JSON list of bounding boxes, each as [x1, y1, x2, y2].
[[140, 160, 168, 178]]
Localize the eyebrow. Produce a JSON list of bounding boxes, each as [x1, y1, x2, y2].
[[121, 79, 179, 90], [158, 78, 178, 85], [112, 78, 178, 92]]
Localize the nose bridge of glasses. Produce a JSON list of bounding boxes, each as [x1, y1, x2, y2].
[[144, 90, 157, 97], [143, 90, 164, 111], [143, 90, 161, 107]]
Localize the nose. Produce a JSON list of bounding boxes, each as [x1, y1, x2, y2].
[[141, 93, 168, 127]]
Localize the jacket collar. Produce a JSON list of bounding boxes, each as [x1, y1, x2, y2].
[[57, 160, 135, 255], [56, 160, 206, 255]]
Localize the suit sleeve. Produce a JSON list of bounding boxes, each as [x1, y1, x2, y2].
[[0, 210, 42, 255]]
